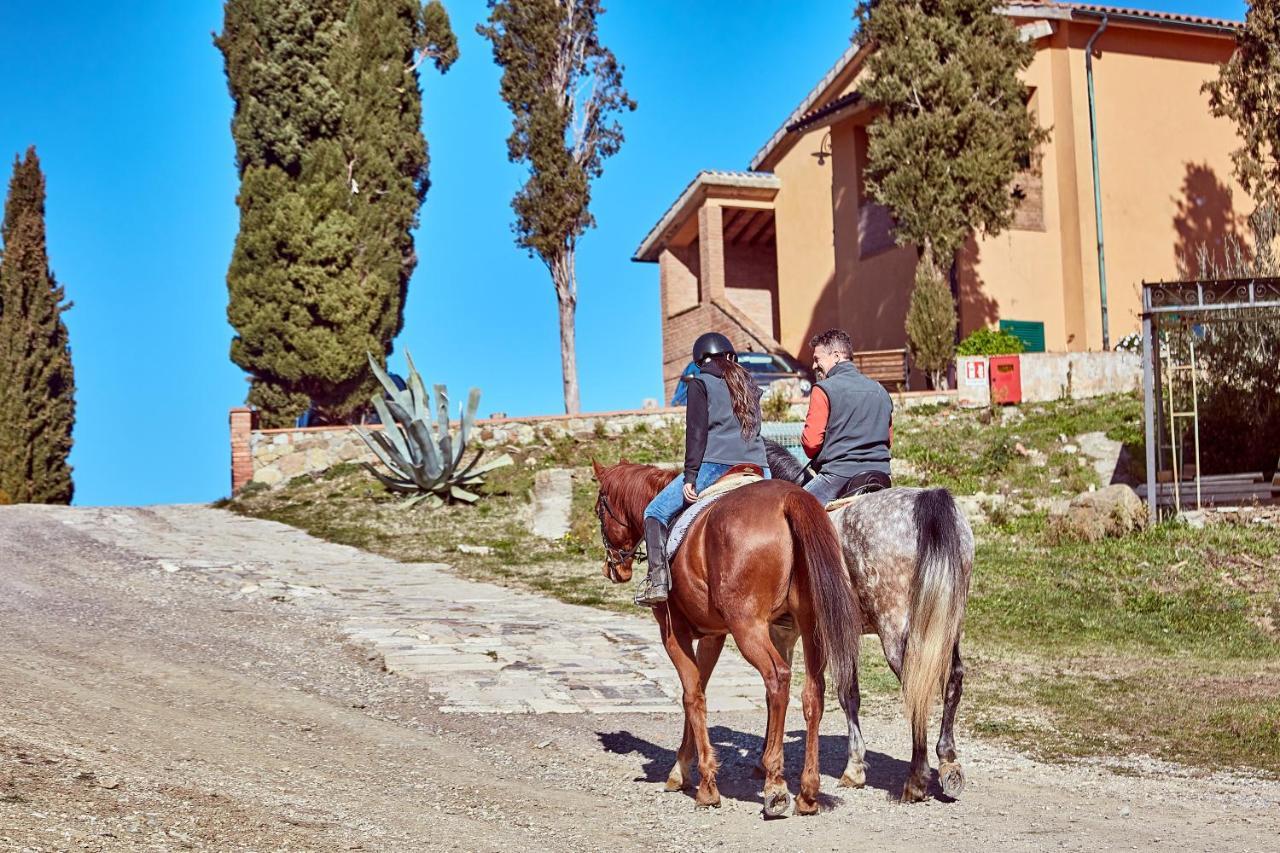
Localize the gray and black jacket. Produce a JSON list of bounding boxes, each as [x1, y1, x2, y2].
[[812, 360, 892, 477], [682, 361, 767, 486]]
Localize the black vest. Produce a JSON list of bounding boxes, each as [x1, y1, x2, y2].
[[813, 361, 892, 477], [691, 373, 767, 468]]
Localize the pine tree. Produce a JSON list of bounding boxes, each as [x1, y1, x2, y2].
[[0, 148, 75, 504], [855, 0, 1047, 385], [1205, 0, 1280, 205], [479, 0, 635, 414], [216, 0, 456, 428]]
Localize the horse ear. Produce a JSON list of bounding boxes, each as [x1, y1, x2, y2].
[[591, 459, 606, 481]]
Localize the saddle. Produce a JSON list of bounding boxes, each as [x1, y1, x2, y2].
[[666, 464, 765, 557]]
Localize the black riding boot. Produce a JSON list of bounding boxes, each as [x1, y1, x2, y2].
[[634, 518, 671, 607]]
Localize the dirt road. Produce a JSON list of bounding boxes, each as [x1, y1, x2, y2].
[[1, 505, 1276, 852]]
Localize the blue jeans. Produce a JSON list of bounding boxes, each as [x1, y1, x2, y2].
[[644, 463, 771, 525]]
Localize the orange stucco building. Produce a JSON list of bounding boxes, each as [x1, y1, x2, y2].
[[635, 2, 1248, 398]]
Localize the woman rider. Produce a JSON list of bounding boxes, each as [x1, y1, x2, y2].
[[634, 332, 770, 607]]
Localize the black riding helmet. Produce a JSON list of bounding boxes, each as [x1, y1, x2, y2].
[[692, 332, 735, 366]]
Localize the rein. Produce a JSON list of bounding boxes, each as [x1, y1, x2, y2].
[[596, 491, 646, 571]]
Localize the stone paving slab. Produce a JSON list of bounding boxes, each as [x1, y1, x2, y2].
[[31, 505, 770, 715]]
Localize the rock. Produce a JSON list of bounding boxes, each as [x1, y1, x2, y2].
[[456, 543, 493, 556], [1048, 484, 1146, 543], [1076, 431, 1124, 486], [1062, 444, 1079, 455], [530, 469, 573, 540], [1180, 510, 1207, 530], [98, 776, 120, 790]]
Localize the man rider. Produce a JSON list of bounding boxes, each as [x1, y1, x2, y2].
[[801, 329, 893, 504]]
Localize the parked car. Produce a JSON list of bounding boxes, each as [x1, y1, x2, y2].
[[737, 351, 813, 396]]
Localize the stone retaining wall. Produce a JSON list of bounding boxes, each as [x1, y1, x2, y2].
[[228, 389, 960, 493], [229, 407, 686, 492]]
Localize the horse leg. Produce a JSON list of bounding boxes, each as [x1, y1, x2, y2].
[[935, 642, 966, 799], [880, 631, 930, 802], [795, 628, 825, 815], [837, 654, 867, 789], [733, 621, 793, 819], [667, 635, 725, 792], [658, 614, 720, 808], [752, 623, 799, 779]]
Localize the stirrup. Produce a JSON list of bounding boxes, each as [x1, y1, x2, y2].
[[633, 578, 668, 607]]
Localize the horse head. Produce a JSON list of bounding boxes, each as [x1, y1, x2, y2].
[[591, 459, 643, 583]]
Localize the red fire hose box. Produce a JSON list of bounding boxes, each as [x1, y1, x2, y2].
[[989, 354, 1022, 405]]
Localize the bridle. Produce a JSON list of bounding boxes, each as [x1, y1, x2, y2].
[[595, 491, 645, 573]]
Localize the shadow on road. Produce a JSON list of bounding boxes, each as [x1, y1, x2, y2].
[[598, 724, 947, 809]]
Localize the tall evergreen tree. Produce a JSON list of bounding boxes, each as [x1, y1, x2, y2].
[[479, 0, 635, 414], [855, 0, 1048, 386], [216, 0, 457, 427], [0, 148, 75, 504], [1205, 0, 1280, 206]]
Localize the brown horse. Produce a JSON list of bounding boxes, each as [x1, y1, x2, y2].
[[764, 440, 975, 803], [591, 461, 860, 818]]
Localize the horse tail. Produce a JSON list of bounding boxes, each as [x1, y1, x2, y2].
[[902, 489, 968, 747], [784, 489, 859, 701]]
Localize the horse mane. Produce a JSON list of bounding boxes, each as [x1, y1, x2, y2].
[[763, 439, 806, 484], [599, 463, 678, 524]]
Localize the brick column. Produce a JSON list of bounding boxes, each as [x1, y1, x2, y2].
[[229, 407, 256, 494], [698, 204, 725, 302]]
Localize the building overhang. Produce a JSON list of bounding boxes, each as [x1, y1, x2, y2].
[[632, 171, 780, 263]]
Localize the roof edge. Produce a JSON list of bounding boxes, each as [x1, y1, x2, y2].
[[632, 171, 780, 263]]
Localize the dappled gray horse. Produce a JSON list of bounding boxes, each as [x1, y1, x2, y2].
[[765, 440, 975, 803]]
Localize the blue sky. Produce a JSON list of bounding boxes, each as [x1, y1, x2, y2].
[[0, 0, 1247, 506]]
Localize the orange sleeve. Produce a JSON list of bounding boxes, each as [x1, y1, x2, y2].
[[801, 387, 829, 459]]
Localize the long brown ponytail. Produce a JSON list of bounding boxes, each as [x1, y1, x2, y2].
[[711, 355, 761, 440]]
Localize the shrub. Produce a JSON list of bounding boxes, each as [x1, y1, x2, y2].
[[957, 328, 1026, 356], [761, 387, 793, 422]]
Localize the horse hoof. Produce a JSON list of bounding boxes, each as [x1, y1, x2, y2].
[[664, 775, 689, 792], [939, 761, 965, 799], [694, 797, 721, 810], [794, 794, 819, 816], [839, 769, 866, 788], [900, 779, 928, 803], [762, 790, 791, 820]]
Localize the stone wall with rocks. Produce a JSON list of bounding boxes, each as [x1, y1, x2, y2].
[[231, 407, 686, 492]]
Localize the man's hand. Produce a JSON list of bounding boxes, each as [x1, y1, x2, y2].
[[682, 483, 698, 503]]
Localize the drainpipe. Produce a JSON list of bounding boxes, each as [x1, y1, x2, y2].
[[1085, 14, 1111, 350]]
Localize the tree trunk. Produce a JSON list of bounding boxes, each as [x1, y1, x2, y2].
[[551, 251, 581, 414]]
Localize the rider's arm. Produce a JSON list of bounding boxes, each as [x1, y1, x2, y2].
[[801, 386, 829, 459], [683, 378, 709, 486]]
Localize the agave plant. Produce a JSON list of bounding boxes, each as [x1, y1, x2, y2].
[[356, 352, 512, 509]]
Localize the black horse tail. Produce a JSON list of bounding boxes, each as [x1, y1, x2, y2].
[[784, 488, 859, 703], [764, 438, 807, 484], [902, 489, 968, 748]]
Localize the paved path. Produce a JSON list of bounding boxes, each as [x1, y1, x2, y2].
[[30, 505, 764, 715]]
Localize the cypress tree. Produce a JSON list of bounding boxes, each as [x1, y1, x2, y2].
[[0, 148, 75, 505], [216, 0, 457, 428], [854, 0, 1048, 386]]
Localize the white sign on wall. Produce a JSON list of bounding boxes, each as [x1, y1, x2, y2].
[[963, 359, 987, 386]]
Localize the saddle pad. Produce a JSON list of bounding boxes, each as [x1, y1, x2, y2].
[[666, 491, 728, 557], [824, 493, 867, 513]]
